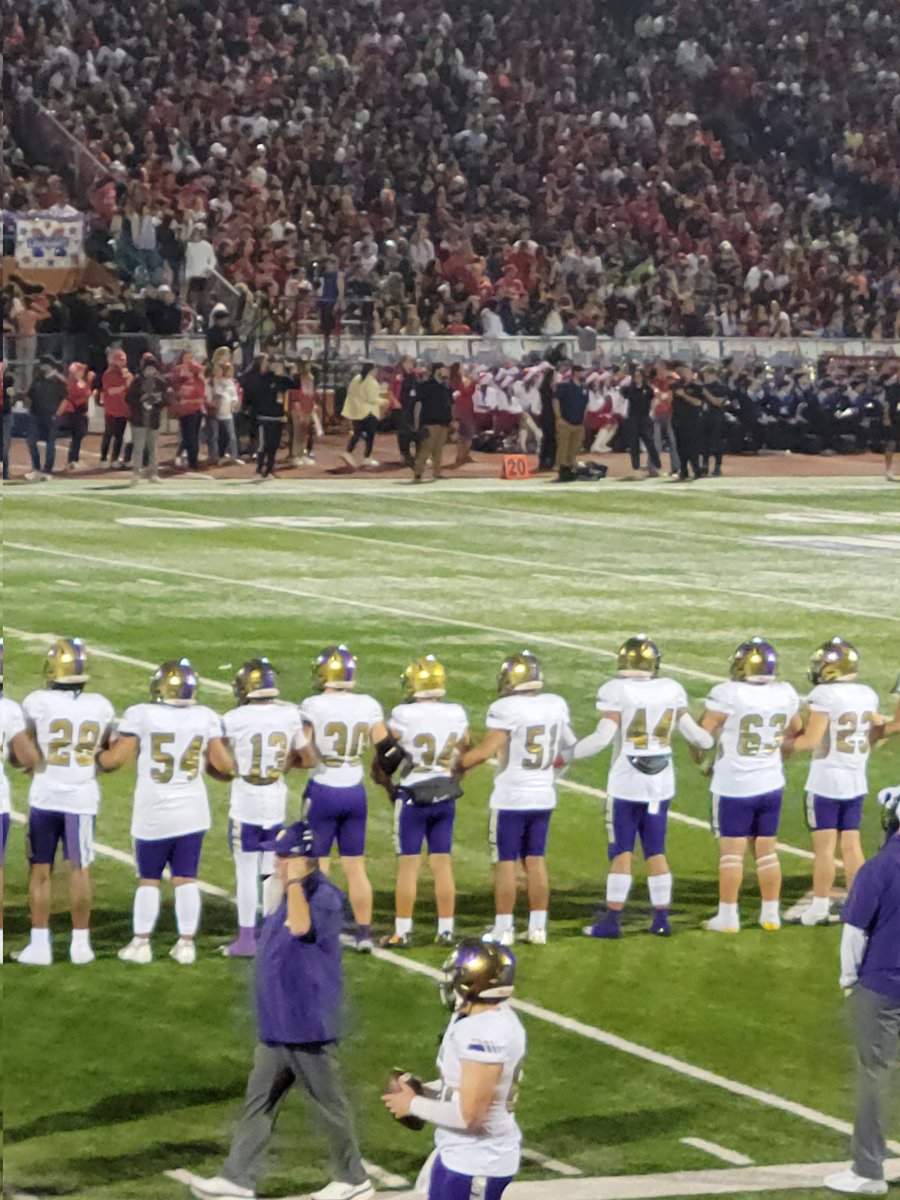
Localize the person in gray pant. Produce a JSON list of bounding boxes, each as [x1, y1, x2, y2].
[[125, 355, 171, 484], [189, 822, 373, 1200], [826, 787, 900, 1197]]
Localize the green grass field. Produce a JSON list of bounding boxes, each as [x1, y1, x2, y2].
[[3, 475, 899, 1200]]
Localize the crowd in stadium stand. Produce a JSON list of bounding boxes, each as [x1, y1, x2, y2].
[[4, 0, 899, 343]]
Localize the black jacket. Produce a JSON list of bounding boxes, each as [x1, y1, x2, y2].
[[413, 378, 453, 428], [27, 374, 67, 418], [623, 382, 654, 422]]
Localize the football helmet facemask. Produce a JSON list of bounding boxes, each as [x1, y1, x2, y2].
[[808, 637, 859, 685]]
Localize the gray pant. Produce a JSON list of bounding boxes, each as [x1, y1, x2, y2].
[[653, 416, 680, 474], [851, 986, 900, 1180], [131, 425, 158, 477], [223, 1041, 368, 1191]]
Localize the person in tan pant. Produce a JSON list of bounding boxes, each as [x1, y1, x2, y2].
[[412, 362, 454, 482], [553, 364, 589, 480]]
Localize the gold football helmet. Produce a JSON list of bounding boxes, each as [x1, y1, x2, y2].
[[808, 637, 859, 685], [233, 658, 280, 704], [439, 939, 516, 1011], [729, 637, 778, 682], [150, 658, 198, 706], [497, 651, 542, 696], [617, 635, 660, 677], [44, 637, 89, 685], [402, 654, 447, 700], [312, 645, 357, 692]]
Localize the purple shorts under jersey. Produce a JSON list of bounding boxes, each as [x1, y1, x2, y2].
[[28, 809, 95, 869], [805, 793, 864, 833], [490, 808, 552, 864], [606, 797, 670, 860], [429, 1156, 514, 1200], [303, 779, 367, 858], [712, 789, 783, 839], [229, 819, 281, 855], [393, 792, 456, 856], [134, 831, 205, 880], [2, 812, 10, 862]]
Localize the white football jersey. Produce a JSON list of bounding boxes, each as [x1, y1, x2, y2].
[[118, 702, 223, 839], [390, 700, 468, 785], [224, 702, 307, 826], [434, 1003, 527, 1177], [23, 688, 115, 815], [804, 682, 881, 799], [706, 680, 800, 797], [1, 696, 28, 816], [485, 692, 574, 811], [597, 676, 689, 803], [299, 691, 384, 787]]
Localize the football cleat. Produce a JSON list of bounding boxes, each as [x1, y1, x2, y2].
[[233, 658, 279, 704], [118, 937, 153, 964], [69, 940, 95, 965], [169, 938, 197, 965], [649, 911, 672, 937], [482, 927, 516, 947], [519, 929, 548, 945], [189, 1176, 256, 1200], [354, 932, 374, 954], [617, 635, 660, 677], [497, 651, 542, 696], [729, 637, 778, 682], [440, 939, 516, 1011], [759, 917, 782, 932], [14, 941, 53, 966], [220, 932, 257, 957], [878, 787, 900, 836], [313, 645, 357, 692], [808, 637, 859, 685], [401, 654, 447, 700], [703, 915, 740, 934], [150, 659, 198, 706], [434, 930, 456, 947], [380, 932, 413, 949], [583, 912, 622, 939], [310, 1181, 376, 1200], [44, 637, 90, 685]]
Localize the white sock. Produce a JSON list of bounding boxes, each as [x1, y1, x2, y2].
[[134, 886, 161, 937], [395, 917, 413, 937], [606, 873, 633, 906], [0, 930, 4, 958], [808, 895, 830, 916], [30, 927, 51, 949], [71, 929, 91, 949], [494, 913, 514, 933], [175, 882, 201, 937], [718, 902, 740, 924], [528, 910, 548, 933], [760, 900, 780, 924], [648, 873, 673, 908], [234, 850, 261, 929], [437, 917, 454, 935]]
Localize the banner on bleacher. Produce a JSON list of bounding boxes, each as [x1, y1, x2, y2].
[[13, 211, 85, 269]]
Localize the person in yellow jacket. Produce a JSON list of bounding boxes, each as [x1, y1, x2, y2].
[[341, 362, 388, 469]]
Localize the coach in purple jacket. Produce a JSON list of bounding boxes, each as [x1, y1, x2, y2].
[[190, 822, 373, 1200]]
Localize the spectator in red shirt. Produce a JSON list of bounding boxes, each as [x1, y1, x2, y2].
[[171, 349, 208, 470], [451, 362, 477, 468], [58, 363, 95, 472], [99, 349, 133, 470]]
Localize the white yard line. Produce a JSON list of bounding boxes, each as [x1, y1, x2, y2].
[[54, 579, 81, 589], [557, 780, 822, 864], [679, 1138, 754, 1166], [30, 492, 896, 624], [521, 1148, 583, 1176], [2, 545, 721, 684]]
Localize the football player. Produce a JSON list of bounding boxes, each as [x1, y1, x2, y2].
[[459, 651, 575, 946], [699, 638, 802, 933], [785, 639, 884, 926], [17, 638, 115, 966], [99, 659, 234, 965], [382, 939, 526, 1200], [370, 655, 468, 948], [1, 638, 43, 960], [565, 636, 714, 939], [299, 646, 384, 952], [221, 658, 316, 957]]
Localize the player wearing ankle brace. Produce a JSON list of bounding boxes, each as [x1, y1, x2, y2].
[[698, 639, 802, 934], [382, 939, 526, 1200], [566, 636, 713, 940]]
